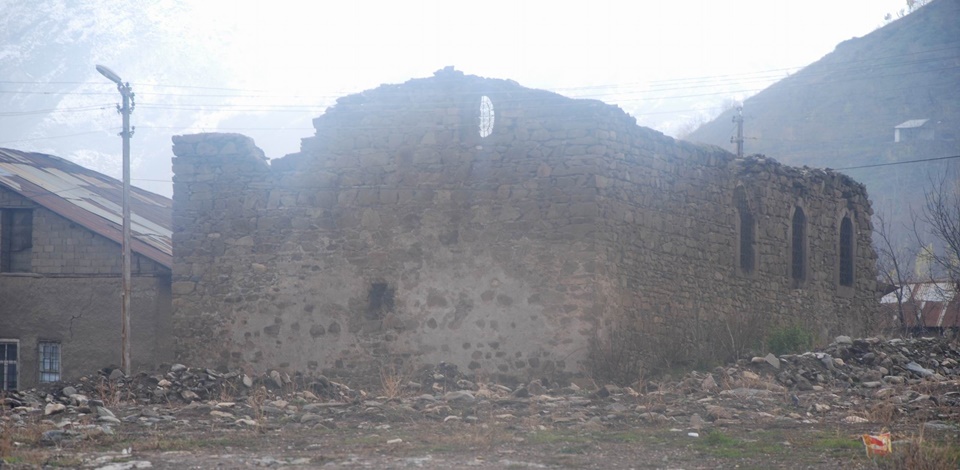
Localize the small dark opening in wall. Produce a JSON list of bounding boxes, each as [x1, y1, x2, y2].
[[367, 282, 394, 320]]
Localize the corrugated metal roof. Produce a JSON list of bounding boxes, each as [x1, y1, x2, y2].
[[0, 148, 171, 268], [894, 119, 929, 129], [881, 282, 960, 329]]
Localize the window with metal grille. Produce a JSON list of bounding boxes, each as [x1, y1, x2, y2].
[[1, 209, 33, 272], [839, 216, 854, 287], [0, 340, 18, 390], [791, 207, 806, 284], [734, 187, 755, 274], [479, 96, 495, 138], [39, 341, 60, 383]]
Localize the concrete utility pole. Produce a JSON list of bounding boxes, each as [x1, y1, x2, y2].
[[731, 106, 744, 158], [96, 65, 134, 376]]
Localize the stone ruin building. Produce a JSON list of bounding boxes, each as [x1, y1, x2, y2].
[[170, 68, 877, 382]]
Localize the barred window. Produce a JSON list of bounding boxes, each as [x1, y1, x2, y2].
[[839, 216, 854, 287], [0, 340, 18, 390], [734, 187, 755, 274], [39, 341, 60, 383], [791, 207, 806, 285]]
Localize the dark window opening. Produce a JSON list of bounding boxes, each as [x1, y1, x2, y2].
[[734, 187, 755, 274], [0, 341, 18, 390], [1, 209, 33, 272], [791, 207, 806, 284], [839, 216, 854, 287], [367, 282, 394, 320]]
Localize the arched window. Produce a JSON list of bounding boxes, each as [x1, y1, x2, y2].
[[791, 207, 806, 285], [839, 216, 854, 287], [734, 187, 755, 274]]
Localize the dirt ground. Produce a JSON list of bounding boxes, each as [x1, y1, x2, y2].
[[3, 336, 960, 469], [4, 384, 959, 469]]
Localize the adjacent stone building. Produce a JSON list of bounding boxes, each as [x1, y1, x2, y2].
[[0, 148, 173, 390], [171, 69, 877, 381]]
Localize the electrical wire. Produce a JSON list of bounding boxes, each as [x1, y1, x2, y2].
[[832, 155, 960, 171]]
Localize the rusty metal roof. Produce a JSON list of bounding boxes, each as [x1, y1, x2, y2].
[[0, 148, 171, 268], [881, 282, 960, 329]]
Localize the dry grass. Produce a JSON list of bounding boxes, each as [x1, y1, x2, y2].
[[95, 377, 121, 406], [875, 430, 960, 470], [218, 379, 240, 403], [247, 385, 268, 433], [0, 412, 57, 467], [864, 400, 900, 426], [378, 363, 412, 400]]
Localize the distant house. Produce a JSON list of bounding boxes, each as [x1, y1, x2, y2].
[[881, 281, 960, 331], [0, 148, 172, 390], [894, 119, 934, 142]]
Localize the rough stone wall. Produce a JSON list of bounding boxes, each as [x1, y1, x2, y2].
[[171, 70, 876, 381], [586, 112, 876, 369], [0, 187, 173, 387]]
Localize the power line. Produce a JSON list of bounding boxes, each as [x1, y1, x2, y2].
[[2, 42, 956, 102], [833, 155, 960, 171], [0, 104, 114, 117], [0, 130, 115, 145]]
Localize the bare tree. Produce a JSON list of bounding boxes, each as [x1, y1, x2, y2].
[[884, 0, 931, 22], [915, 169, 960, 284], [875, 211, 922, 331]]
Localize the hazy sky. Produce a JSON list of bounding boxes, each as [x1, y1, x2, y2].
[[1, 0, 909, 195], [182, 0, 907, 134]]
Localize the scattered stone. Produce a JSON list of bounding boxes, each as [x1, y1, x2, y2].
[[843, 415, 868, 424], [40, 429, 71, 445], [906, 361, 934, 377], [527, 381, 546, 396], [764, 353, 781, 369], [269, 370, 284, 389], [95, 406, 116, 419], [44, 403, 66, 415], [443, 390, 476, 404], [701, 374, 718, 392]]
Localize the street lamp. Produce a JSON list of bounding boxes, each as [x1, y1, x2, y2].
[[96, 64, 134, 376]]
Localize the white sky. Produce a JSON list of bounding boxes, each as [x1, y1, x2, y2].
[[3, 0, 912, 196], [178, 0, 906, 146]]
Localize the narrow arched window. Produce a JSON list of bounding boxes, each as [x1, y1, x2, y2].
[[791, 207, 806, 284], [839, 216, 854, 287], [734, 187, 755, 274]]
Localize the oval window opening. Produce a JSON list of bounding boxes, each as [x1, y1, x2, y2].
[[479, 95, 495, 138]]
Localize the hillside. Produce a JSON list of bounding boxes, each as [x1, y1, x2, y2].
[[687, 0, 960, 244]]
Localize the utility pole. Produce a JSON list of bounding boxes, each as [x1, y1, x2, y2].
[[96, 65, 135, 376], [731, 106, 744, 158]]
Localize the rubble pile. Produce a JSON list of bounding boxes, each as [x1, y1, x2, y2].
[[1, 336, 957, 453], [764, 336, 959, 391]]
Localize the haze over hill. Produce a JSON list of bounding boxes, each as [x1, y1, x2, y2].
[[687, 0, 960, 247]]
